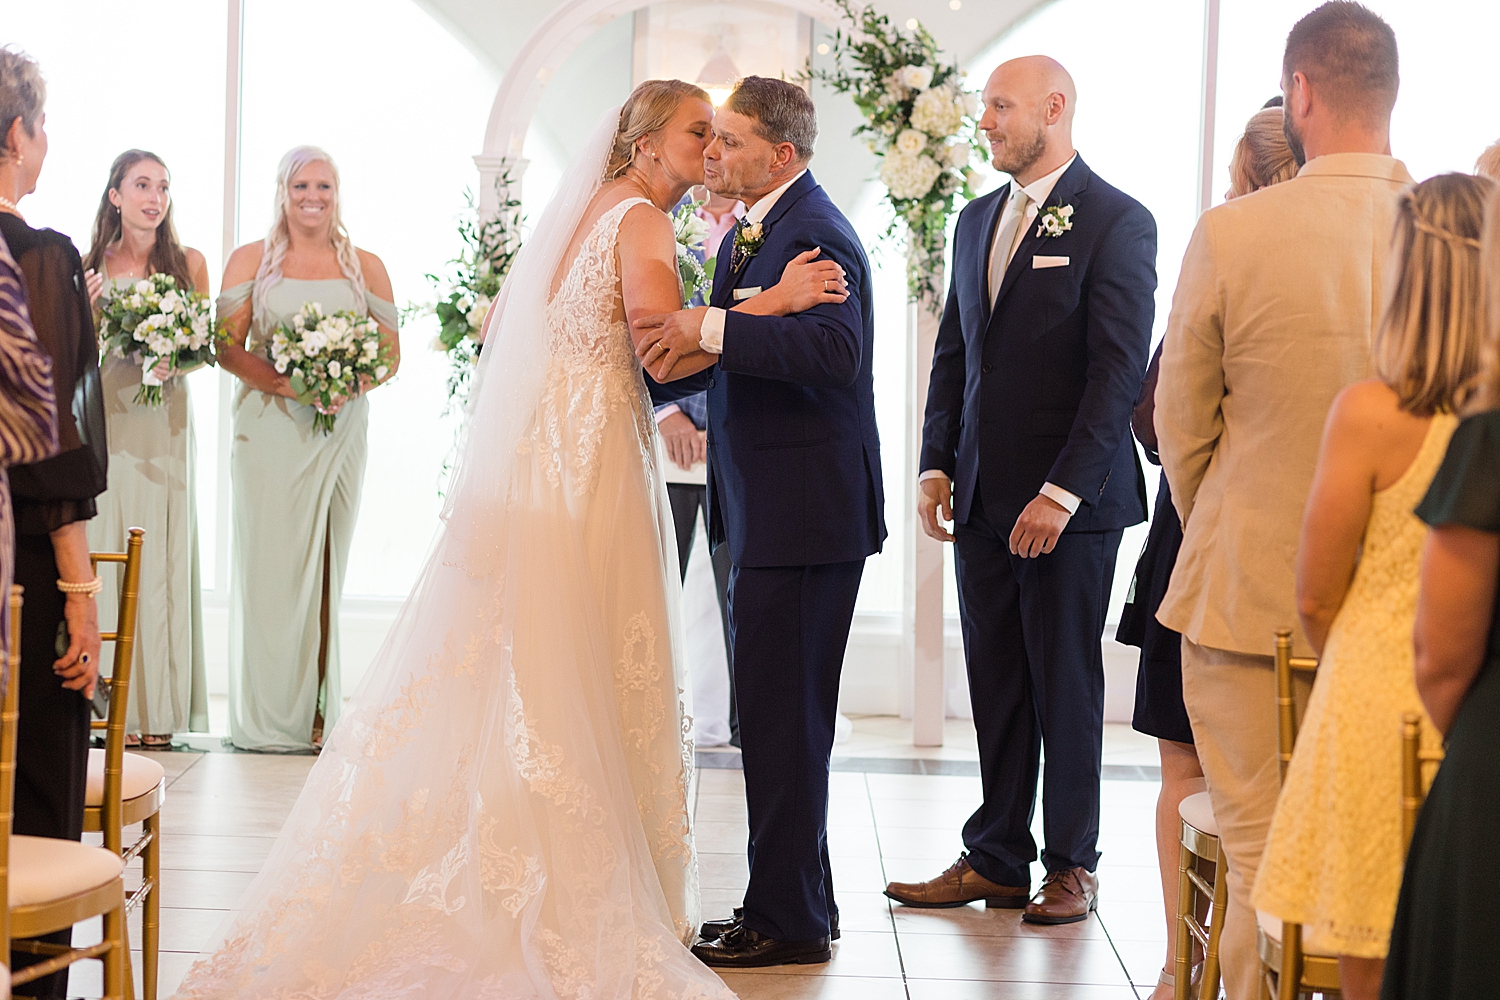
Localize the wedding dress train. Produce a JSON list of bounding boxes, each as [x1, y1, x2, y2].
[[174, 122, 733, 996]]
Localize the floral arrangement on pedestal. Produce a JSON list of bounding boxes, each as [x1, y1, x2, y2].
[[804, 0, 985, 309], [97, 273, 216, 406], [407, 172, 524, 406]]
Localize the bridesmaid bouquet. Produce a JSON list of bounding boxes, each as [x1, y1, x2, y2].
[[270, 302, 390, 435], [96, 274, 216, 406], [672, 198, 712, 304]]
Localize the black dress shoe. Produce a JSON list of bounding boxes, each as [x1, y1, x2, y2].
[[690, 924, 832, 968], [699, 908, 841, 942]]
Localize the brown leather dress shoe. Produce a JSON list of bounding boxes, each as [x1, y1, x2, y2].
[[1022, 867, 1098, 924], [883, 853, 1029, 909]]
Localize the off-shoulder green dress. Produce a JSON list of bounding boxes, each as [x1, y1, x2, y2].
[[1382, 409, 1500, 999], [217, 278, 398, 751], [88, 265, 209, 738]]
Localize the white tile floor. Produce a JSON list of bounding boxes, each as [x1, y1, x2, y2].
[[64, 720, 1173, 999]]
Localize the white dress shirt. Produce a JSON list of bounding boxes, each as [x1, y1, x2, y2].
[[698, 170, 808, 354], [922, 154, 1083, 517]]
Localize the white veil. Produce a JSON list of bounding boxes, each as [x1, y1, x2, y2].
[[440, 107, 621, 539]]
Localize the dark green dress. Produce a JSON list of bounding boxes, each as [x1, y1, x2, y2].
[[1382, 410, 1500, 999]]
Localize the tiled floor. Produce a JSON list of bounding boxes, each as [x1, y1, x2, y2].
[[66, 721, 1173, 999]]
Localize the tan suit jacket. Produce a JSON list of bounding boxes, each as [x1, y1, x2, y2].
[[1155, 153, 1414, 655]]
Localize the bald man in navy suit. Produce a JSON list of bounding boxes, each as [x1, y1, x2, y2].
[[884, 56, 1156, 925]]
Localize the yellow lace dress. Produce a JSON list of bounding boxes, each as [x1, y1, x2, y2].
[[1253, 411, 1456, 957]]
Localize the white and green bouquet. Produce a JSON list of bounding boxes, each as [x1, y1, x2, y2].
[[673, 197, 713, 305], [96, 273, 216, 406], [270, 302, 390, 435], [804, 0, 986, 308]]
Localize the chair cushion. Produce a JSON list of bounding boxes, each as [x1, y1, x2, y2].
[[86, 748, 166, 805], [1178, 790, 1219, 836], [1256, 908, 1337, 957], [9, 836, 123, 907]]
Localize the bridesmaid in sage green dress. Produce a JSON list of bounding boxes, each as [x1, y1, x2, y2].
[[217, 146, 399, 752], [82, 149, 210, 747]]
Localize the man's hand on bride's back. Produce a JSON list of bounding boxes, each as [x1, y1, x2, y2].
[[770, 248, 849, 314]]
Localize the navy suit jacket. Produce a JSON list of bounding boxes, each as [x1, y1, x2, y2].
[[920, 155, 1156, 532], [649, 171, 886, 568]]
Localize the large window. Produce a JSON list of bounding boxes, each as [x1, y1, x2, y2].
[[237, 0, 499, 599]]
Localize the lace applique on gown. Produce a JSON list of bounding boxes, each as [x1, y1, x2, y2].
[[174, 198, 731, 1000]]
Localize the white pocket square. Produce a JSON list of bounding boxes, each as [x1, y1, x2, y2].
[[1033, 256, 1070, 269], [732, 286, 763, 301]]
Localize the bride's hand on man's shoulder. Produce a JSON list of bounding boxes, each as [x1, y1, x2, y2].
[[772, 248, 849, 315]]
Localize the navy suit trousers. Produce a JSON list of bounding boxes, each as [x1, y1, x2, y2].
[[953, 487, 1121, 885], [730, 558, 864, 942]]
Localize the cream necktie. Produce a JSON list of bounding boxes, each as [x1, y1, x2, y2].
[[988, 188, 1030, 308]]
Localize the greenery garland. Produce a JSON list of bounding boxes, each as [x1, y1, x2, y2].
[[804, 0, 986, 309], [405, 172, 524, 407]]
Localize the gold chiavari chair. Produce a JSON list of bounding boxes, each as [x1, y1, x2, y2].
[[1257, 628, 1337, 1000], [1174, 789, 1227, 1000], [3, 585, 129, 999], [1399, 712, 1443, 851], [84, 528, 164, 1000]]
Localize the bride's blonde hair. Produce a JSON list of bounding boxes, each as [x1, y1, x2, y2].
[[253, 145, 367, 320], [604, 79, 711, 181]]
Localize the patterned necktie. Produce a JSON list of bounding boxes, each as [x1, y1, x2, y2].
[[729, 218, 747, 275]]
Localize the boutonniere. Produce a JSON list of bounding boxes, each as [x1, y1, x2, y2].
[[733, 220, 767, 270], [1036, 204, 1074, 238]]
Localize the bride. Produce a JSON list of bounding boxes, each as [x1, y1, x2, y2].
[[173, 80, 848, 999]]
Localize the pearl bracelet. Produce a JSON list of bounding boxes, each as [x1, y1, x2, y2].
[[56, 577, 103, 596]]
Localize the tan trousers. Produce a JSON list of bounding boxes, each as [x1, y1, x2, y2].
[[1180, 637, 1312, 1000]]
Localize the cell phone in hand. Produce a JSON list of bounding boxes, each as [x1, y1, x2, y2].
[[56, 619, 110, 718]]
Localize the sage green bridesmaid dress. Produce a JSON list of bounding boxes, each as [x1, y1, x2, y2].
[[217, 277, 398, 751], [88, 265, 209, 737]]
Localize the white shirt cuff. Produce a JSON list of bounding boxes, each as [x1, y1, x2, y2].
[[919, 470, 951, 483], [1039, 482, 1081, 515], [700, 307, 726, 354], [654, 404, 681, 424]]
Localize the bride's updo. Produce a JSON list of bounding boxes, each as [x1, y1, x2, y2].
[[604, 79, 712, 181]]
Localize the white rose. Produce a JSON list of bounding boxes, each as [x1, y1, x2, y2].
[[879, 150, 944, 200], [128, 294, 144, 310], [159, 291, 181, 314], [134, 280, 152, 296], [363, 339, 379, 358], [898, 64, 934, 91], [911, 86, 964, 138], [328, 360, 342, 379], [896, 129, 927, 156], [945, 143, 971, 168], [374, 365, 389, 381], [466, 295, 491, 331]]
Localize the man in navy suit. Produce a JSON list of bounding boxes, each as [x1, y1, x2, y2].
[[635, 76, 885, 968], [884, 56, 1156, 923]]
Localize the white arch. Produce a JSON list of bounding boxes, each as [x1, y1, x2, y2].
[[473, 0, 842, 210]]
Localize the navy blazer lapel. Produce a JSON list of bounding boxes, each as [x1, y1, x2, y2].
[[991, 156, 1092, 314], [710, 226, 736, 309], [712, 171, 817, 309]]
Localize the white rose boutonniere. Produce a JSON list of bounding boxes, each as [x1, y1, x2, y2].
[[1037, 204, 1074, 238], [733, 219, 767, 271]]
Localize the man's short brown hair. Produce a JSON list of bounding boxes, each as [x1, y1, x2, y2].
[[724, 76, 818, 161], [1283, 2, 1398, 123]]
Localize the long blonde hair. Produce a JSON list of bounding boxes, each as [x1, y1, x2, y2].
[[1464, 183, 1500, 414], [1373, 173, 1491, 416], [604, 80, 711, 181], [253, 145, 367, 320], [1227, 108, 1299, 198]]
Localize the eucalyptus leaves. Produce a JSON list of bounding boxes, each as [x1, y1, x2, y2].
[[804, 0, 985, 308]]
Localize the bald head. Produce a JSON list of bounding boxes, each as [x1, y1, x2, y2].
[[979, 56, 1077, 185]]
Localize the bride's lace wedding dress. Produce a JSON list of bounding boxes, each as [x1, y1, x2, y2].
[[173, 194, 734, 1000]]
